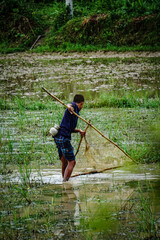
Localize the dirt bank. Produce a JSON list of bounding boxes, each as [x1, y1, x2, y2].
[[0, 51, 160, 61]]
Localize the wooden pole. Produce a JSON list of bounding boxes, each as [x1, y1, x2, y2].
[[42, 87, 134, 161], [75, 120, 91, 156], [71, 166, 121, 178]]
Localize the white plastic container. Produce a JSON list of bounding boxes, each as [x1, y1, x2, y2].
[[49, 124, 60, 137]]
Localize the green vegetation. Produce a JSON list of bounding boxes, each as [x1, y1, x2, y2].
[[44, 13, 160, 52], [0, 181, 62, 239], [0, 93, 159, 111], [87, 92, 160, 109], [0, 0, 46, 52], [0, 97, 159, 173], [0, 54, 159, 165], [75, 180, 159, 239], [1, 163, 159, 239], [0, 0, 160, 52], [0, 2, 160, 239]]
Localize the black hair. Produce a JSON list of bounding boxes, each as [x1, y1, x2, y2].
[[73, 94, 84, 103]]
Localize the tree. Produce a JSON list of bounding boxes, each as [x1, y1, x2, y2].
[[65, 0, 73, 17]]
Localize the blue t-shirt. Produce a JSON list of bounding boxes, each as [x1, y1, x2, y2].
[[57, 102, 80, 139]]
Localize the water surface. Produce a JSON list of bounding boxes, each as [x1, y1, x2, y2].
[[0, 52, 160, 239]]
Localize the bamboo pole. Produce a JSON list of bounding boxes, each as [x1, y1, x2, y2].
[[75, 120, 91, 156], [42, 87, 134, 161], [71, 166, 121, 178]]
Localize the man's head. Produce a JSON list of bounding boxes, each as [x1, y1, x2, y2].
[[73, 94, 84, 111]]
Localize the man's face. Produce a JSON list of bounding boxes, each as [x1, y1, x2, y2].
[[76, 102, 84, 111]]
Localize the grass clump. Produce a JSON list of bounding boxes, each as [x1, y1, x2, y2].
[[87, 93, 160, 109], [0, 92, 159, 111], [0, 97, 59, 111]]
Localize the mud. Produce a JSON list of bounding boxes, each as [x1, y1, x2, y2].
[[0, 52, 160, 100]]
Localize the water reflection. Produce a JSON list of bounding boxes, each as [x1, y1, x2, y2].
[[0, 164, 160, 239], [52, 164, 160, 239], [62, 182, 80, 226]]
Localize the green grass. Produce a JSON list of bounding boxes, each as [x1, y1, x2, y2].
[[0, 43, 25, 54], [0, 182, 61, 239], [0, 96, 159, 175], [32, 43, 160, 53], [0, 97, 159, 239], [87, 93, 160, 109], [0, 93, 159, 111], [0, 97, 58, 111], [1, 42, 160, 54]]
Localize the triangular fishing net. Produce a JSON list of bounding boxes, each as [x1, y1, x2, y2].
[[73, 126, 132, 175], [42, 88, 133, 176]]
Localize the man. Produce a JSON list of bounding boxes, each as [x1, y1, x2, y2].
[[54, 94, 85, 182]]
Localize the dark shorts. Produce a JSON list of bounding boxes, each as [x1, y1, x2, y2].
[[54, 136, 75, 162]]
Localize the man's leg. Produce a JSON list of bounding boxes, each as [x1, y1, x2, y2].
[[63, 160, 76, 182], [61, 155, 68, 178]]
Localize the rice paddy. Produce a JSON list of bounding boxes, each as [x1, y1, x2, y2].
[[0, 52, 160, 239]]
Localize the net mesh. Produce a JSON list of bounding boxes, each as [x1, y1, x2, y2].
[[73, 126, 132, 174]]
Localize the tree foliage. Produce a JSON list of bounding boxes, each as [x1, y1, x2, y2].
[[0, 0, 160, 51], [0, 0, 45, 48]]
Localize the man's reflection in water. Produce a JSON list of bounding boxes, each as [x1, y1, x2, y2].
[[54, 182, 81, 238], [61, 182, 81, 226]]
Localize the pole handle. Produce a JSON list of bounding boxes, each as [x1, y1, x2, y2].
[[75, 120, 91, 156]]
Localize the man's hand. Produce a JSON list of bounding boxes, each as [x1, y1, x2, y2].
[[67, 104, 74, 114], [74, 128, 86, 137], [79, 129, 86, 137]]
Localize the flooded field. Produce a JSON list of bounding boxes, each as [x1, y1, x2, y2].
[[0, 52, 160, 239], [0, 51, 160, 100], [0, 163, 160, 239]]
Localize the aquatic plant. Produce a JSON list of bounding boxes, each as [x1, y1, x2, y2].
[[136, 184, 157, 239], [18, 161, 32, 187]]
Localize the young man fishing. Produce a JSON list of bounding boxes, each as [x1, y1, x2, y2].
[[54, 94, 85, 182]]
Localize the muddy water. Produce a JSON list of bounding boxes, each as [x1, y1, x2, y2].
[[0, 52, 160, 100], [1, 163, 159, 239], [41, 164, 160, 240], [0, 52, 160, 239]]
